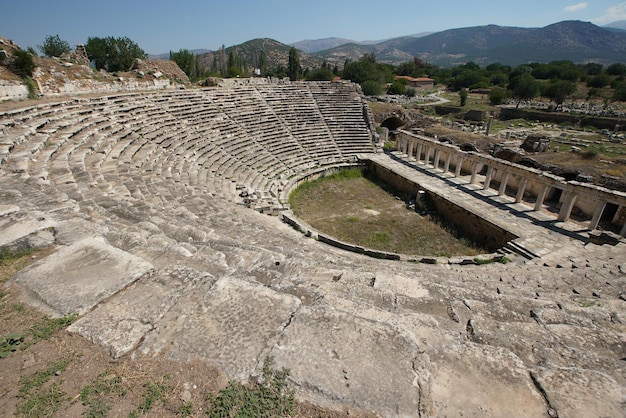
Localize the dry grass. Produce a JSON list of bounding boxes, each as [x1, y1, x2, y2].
[[289, 169, 484, 257]]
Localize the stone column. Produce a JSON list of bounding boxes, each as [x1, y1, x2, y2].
[[485, 117, 493, 136], [397, 137, 403, 152], [588, 201, 607, 231], [423, 146, 431, 165], [515, 178, 528, 203], [534, 183, 550, 211], [470, 162, 480, 185], [433, 149, 441, 170], [455, 157, 464, 177], [483, 166, 495, 190], [416, 143, 423, 163], [557, 191, 578, 222], [444, 153, 452, 173], [498, 171, 510, 196], [407, 141, 414, 160]]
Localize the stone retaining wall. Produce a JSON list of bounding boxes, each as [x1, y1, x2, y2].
[[499, 107, 624, 131]]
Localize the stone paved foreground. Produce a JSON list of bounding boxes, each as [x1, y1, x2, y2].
[[1, 86, 625, 417]]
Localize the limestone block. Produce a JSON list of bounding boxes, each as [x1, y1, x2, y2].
[[138, 277, 301, 381], [415, 343, 548, 417], [270, 305, 421, 417], [13, 236, 153, 315], [68, 266, 212, 358]]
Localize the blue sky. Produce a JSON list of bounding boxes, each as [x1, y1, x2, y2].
[[3, 1, 626, 54]]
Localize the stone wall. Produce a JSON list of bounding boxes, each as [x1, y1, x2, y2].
[[500, 108, 624, 131], [0, 80, 28, 101]]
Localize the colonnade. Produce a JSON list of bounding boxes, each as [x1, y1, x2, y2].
[[397, 130, 626, 236]]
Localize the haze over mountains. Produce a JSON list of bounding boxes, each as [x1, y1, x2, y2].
[[154, 20, 626, 68]]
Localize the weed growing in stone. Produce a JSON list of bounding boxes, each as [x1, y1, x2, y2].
[[205, 357, 295, 418]]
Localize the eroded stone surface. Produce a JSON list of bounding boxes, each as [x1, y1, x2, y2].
[[270, 305, 421, 417], [138, 277, 302, 381], [68, 265, 214, 358], [13, 236, 153, 315]]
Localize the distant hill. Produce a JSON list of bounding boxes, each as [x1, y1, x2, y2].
[[195, 38, 325, 74], [291, 38, 357, 53], [148, 49, 212, 60], [315, 20, 626, 67], [605, 20, 626, 31], [290, 33, 433, 53]]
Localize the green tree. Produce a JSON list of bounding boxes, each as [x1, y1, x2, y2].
[[488, 87, 508, 105], [459, 88, 468, 106], [607, 63, 626, 76], [613, 83, 626, 102], [361, 80, 381, 96], [342, 54, 382, 85], [288, 47, 301, 81], [542, 79, 577, 110], [305, 67, 334, 81], [170, 49, 196, 80], [509, 73, 540, 108], [586, 74, 611, 88], [85, 36, 146, 72], [387, 80, 407, 95], [38, 34, 71, 58]]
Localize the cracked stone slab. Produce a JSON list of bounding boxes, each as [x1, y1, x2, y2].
[[138, 276, 301, 381], [415, 343, 548, 417], [269, 305, 421, 417], [0, 209, 57, 251], [12, 236, 153, 316], [68, 265, 214, 358], [531, 366, 626, 418]]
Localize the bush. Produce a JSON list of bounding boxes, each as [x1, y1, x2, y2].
[[11, 49, 36, 77], [405, 87, 416, 97], [489, 87, 507, 105], [23, 77, 38, 99], [361, 80, 382, 96], [387, 81, 406, 95]]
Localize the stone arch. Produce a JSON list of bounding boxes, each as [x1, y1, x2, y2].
[[381, 116, 405, 130]]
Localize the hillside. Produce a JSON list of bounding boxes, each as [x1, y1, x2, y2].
[[196, 38, 325, 74], [315, 20, 626, 67]]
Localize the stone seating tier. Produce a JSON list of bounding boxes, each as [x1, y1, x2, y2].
[[1, 81, 375, 212]]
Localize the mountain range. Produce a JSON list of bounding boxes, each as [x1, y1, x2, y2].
[[156, 20, 626, 70], [310, 20, 626, 67]]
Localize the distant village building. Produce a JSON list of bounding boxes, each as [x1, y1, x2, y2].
[[394, 75, 435, 90]]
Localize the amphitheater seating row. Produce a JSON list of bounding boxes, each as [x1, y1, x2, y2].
[[1, 81, 375, 216]]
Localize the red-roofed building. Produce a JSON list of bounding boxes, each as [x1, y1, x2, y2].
[[395, 75, 435, 90]]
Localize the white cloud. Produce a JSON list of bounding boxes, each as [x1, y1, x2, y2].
[[564, 2, 588, 12], [593, 2, 626, 24]]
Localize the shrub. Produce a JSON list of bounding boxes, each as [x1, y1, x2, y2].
[[361, 80, 382, 96], [11, 49, 36, 78], [488, 87, 507, 105]]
